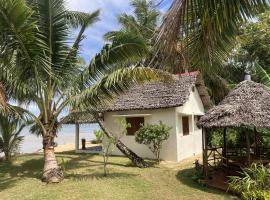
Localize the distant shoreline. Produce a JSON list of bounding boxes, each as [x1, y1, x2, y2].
[[20, 124, 98, 153]]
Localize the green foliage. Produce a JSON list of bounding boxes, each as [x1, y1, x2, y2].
[[135, 121, 171, 162], [258, 128, 270, 147], [92, 130, 104, 144], [209, 129, 239, 148], [229, 163, 270, 200], [255, 63, 270, 89], [0, 114, 24, 161], [209, 131, 223, 148], [238, 12, 270, 70], [226, 11, 270, 87], [191, 169, 204, 186], [115, 117, 131, 136], [241, 191, 270, 200]]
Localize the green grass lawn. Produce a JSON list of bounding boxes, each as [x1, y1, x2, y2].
[[0, 152, 238, 200]]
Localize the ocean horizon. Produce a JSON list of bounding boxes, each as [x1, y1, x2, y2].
[[20, 124, 99, 153]]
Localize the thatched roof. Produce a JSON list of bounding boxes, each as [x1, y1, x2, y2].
[[61, 112, 97, 124], [198, 80, 270, 129], [61, 72, 212, 124], [106, 72, 212, 112]]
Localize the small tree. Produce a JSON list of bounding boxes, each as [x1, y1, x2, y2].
[[0, 114, 25, 161], [102, 118, 130, 176], [135, 121, 171, 162]]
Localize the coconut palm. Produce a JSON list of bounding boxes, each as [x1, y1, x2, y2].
[[105, 0, 160, 46], [0, 114, 24, 161], [153, 0, 269, 70], [0, 0, 165, 183]]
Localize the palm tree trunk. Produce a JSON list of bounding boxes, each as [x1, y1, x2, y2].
[[115, 140, 148, 168], [4, 150, 10, 161], [42, 132, 64, 183], [96, 117, 148, 168]]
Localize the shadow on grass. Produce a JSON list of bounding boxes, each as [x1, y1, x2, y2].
[[0, 152, 156, 192], [176, 168, 235, 197], [66, 172, 137, 181], [0, 155, 43, 191]]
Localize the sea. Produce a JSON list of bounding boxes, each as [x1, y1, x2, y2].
[[20, 124, 99, 153]]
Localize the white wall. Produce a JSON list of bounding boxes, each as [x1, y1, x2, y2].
[[103, 108, 178, 161], [175, 87, 204, 161]]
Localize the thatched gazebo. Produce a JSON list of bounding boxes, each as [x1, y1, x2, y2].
[[61, 112, 97, 152], [198, 80, 270, 190]]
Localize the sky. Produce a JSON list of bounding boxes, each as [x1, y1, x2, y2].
[[66, 0, 173, 61]]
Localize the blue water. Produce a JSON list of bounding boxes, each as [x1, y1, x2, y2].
[[20, 124, 99, 153]]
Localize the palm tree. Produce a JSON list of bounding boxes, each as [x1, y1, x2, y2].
[[0, 83, 6, 108], [105, 0, 160, 46], [0, 114, 24, 161], [153, 0, 269, 71], [0, 0, 165, 183]]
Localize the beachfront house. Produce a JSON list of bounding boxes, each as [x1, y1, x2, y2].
[[62, 72, 212, 162]]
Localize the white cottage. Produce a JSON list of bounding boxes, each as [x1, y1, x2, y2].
[[101, 72, 211, 162], [62, 72, 212, 162]]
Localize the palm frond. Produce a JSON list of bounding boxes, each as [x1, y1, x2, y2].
[[255, 63, 270, 88], [153, 0, 269, 69], [0, 82, 7, 108], [66, 10, 100, 29]]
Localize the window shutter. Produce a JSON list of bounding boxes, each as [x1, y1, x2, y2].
[[182, 116, 189, 136], [126, 117, 144, 136]]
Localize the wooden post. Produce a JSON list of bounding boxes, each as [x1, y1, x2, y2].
[[254, 127, 258, 157], [202, 128, 208, 183], [223, 128, 227, 166], [245, 130, 251, 166], [75, 123, 80, 151]]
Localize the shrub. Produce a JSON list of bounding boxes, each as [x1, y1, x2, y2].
[[135, 121, 171, 162], [229, 163, 270, 200], [92, 130, 104, 144]]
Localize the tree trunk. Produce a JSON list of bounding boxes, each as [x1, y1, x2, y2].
[[42, 146, 64, 183], [41, 122, 64, 183], [96, 117, 148, 168], [115, 140, 148, 168], [4, 150, 10, 161]]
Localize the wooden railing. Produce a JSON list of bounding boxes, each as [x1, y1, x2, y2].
[[206, 146, 270, 172]]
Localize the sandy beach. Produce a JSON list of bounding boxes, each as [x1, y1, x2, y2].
[[36, 141, 101, 153]]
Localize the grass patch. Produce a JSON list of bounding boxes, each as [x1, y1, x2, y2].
[[0, 153, 238, 200]]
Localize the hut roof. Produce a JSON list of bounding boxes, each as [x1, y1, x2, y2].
[[61, 111, 97, 124], [106, 72, 212, 112], [198, 80, 270, 129], [61, 72, 212, 124]]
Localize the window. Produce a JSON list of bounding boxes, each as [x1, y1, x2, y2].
[[126, 117, 144, 136], [182, 116, 189, 136]]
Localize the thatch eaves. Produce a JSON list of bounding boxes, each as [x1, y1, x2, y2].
[[61, 111, 97, 124], [198, 80, 270, 129]]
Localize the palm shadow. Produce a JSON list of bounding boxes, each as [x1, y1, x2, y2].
[[67, 172, 137, 180], [0, 152, 157, 192], [0, 155, 43, 191]]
